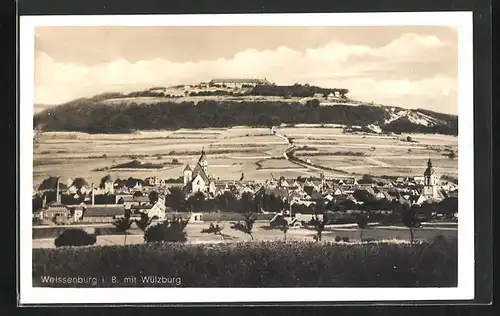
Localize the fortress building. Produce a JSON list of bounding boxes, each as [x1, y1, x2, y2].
[[423, 157, 439, 199], [209, 78, 271, 88], [183, 149, 216, 195]]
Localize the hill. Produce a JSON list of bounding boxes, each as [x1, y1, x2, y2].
[[33, 85, 458, 135]]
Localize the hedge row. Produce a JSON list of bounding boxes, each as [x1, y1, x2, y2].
[[33, 236, 457, 287]]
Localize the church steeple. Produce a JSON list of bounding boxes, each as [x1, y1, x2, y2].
[[423, 156, 438, 198], [198, 148, 208, 175]]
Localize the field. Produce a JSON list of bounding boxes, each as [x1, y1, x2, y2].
[[33, 125, 458, 187]]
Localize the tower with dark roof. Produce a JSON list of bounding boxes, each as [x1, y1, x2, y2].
[[198, 149, 208, 175], [423, 157, 438, 199], [183, 164, 193, 185]]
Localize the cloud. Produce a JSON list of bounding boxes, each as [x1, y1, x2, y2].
[[34, 32, 457, 114]]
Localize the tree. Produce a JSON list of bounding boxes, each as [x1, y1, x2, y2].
[[314, 199, 326, 215], [356, 213, 369, 241], [113, 215, 134, 245], [401, 208, 421, 244], [166, 187, 187, 212], [135, 212, 152, 232], [406, 135, 412, 142], [361, 174, 374, 183], [239, 192, 255, 214], [148, 191, 159, 204], [133, 190, 143, 198], [188, 191, 206, 212], [216, 191, 237, 212], [448, 151, 456, 159], [270, 215, 290, 241], [311, 214, 326, 242], [201, 222, 226, 241], [230, 212, 255, 240]]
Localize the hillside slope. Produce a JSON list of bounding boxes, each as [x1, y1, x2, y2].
[[33, 92, 458, 135]]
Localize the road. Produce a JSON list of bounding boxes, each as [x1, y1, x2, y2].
[[32, 221, 457, 249]]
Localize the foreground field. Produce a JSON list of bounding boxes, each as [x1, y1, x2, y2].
[[33, 126, 458, 186], [32, 236, 457, 287], [32, 221, 457, 248]]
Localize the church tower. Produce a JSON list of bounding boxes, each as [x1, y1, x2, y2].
[[183, 165, 193, 185], [423, 157, 438, 199], [198, 149, 208, 175]]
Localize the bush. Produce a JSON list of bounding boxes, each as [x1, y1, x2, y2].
[[335, 236, 342, 242], [33, 239, 458, 287], [143, 217, 188, 243], [54, 229, 96, 247], [342, 236, 350, 242]]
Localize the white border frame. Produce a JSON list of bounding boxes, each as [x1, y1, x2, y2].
[[19, 12, 474, 304]]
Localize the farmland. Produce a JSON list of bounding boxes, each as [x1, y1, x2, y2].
[[33, 125, 458, 187]]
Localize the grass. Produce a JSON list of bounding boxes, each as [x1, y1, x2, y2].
[[32, 236, 457, 287]]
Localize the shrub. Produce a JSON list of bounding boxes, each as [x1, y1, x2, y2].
[[335, 236, 342, 242], [54, 229, 96, 247], [342, 236, 350, 242], [143, 217, 188, 243], [230, 212, 255, 240], [201, 222, 226, 241], [33, 239, 458, 287]]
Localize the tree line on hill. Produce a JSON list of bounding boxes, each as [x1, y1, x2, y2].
[[250, 84, 349, 98], [33, 97, 458, 135]]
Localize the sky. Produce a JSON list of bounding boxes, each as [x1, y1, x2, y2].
[[34, 26, 458, 114]]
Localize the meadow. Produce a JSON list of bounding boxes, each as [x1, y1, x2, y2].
[[33, 125, 458, 187], [32, 236, 458, 287]]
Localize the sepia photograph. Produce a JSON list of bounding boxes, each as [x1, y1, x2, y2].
[[19, 12, 475, 304]]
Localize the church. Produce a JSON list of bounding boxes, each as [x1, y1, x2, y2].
[[182, 149, 216, 195]]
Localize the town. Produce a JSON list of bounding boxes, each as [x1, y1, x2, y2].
[[32, 148, 458, 226]]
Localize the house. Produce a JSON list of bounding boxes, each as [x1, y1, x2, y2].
[[408, 194, 426, 206], [413, 176, 425, 185], [183, 150, 216, 195], [67, 178, 90, 195], [82, 205, 126, 223], [130, 196, 166, 220], [99, 175, 115, 194], [144, 176, 161, 187], [189, 213, 204, 222], [41, 201, 70, 224], [332, 188, 343, 196], [280, 180, 290, 188], [124, 178, 144, 190], [118, 195, 150, 209], [339, 178, 358, 187], [68, 203, 85, 222]]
